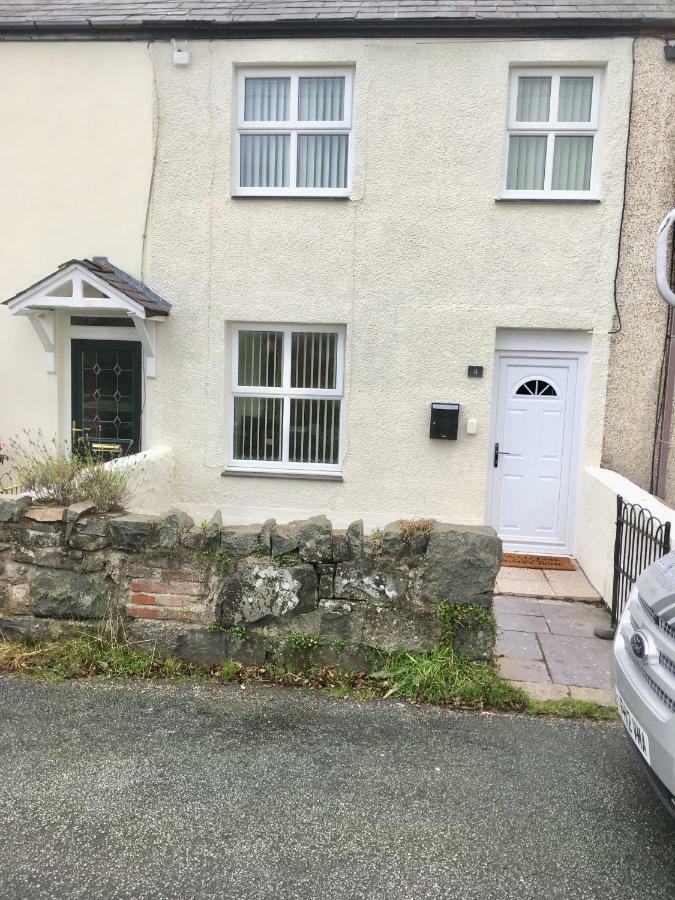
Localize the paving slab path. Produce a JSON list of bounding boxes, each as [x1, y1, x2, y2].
[[495, 594, 615, 704], [0, 677, 674, 899]]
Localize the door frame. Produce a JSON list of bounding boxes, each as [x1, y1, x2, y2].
[[486, 331, 590, 556], [62, 317, 148, 452]]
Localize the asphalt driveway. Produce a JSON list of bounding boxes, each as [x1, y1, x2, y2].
[[0, 677, 673, 900]]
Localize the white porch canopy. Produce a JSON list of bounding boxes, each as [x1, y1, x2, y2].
[[3, 258, 171, 377]]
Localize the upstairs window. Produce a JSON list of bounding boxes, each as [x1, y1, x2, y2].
[[502, 69, 602, 199], [235, 68, 353, 197], [229, 324, 345, 473]]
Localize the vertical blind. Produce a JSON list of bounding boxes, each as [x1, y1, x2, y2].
[[298, 77, 345, 121], [508, 72, 597, 193], [239, 71, 350, 193], [297, 135, 348, 189], [516, 77, 551, 122], [233, 397, 283, 461], [551, 135, 593, 191], [558, 77, 593, 122], [233, 329, 342, 467], [506, 135, 547, 191], [291, 331, 337, 389], [290, 399, 340, 465], [244, 77, 290, 121], [238, 330, 283, 387], [240, 135, 290, 188]]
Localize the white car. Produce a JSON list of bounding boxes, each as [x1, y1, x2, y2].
[[613, 554, 675, 822]]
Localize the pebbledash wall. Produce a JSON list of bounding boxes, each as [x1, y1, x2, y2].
[[601, 38, 675, 503], [0, 496, 501, 667], [0, 37, 634, 529]]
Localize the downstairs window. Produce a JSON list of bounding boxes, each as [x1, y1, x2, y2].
[[229, 324, 345, 473]]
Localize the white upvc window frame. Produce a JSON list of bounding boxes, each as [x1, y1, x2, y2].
[[229, 322, 346, 474], [234, 67, 354, 198], [501, 67, 603, 201]]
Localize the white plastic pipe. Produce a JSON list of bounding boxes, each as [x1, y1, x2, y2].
[[656, 208, 675, 306]]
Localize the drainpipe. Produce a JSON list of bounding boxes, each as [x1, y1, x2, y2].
[[655, 210, 675, 498]]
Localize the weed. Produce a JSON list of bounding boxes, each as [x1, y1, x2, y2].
[[436, 602, 496, 649], [527, 699, 617, 720], [333, 638, 347, 652], [274, 552, 298, 566], [249, 544, 268, 558], [285, 632, 325, 653], [400, 518, 435, 548], [216, 661, 240, 683], [370, 528, 384, 556], [230, 625, 249, 641], [7, 429, 131, 510], [205, 623, 225, 633], [0, 630, 201, 683], [371, 645, 526, 709], [214, 549, 233, 575]]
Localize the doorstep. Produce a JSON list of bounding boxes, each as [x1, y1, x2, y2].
[[494, 594, 615, 706], [495, 562, 600, 602]]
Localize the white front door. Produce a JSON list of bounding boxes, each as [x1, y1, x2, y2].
[[490, 354, 581, 554]]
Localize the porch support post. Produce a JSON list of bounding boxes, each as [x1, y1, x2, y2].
[[131, 316, 157, 378], [27, 312, 56, 374]]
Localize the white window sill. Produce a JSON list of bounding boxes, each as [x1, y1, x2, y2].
[[222, 467, 343, 482], [496, 196, 601, 204], [232, 193, 351, 200]]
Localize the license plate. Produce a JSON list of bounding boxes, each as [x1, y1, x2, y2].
[[616, 690, 651, 765]]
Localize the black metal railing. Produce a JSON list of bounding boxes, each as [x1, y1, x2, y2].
[[611, 495, 672, 628]]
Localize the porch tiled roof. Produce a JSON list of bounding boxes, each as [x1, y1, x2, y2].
[[1, 0, 674, 30], [2, 258, 171, 317]]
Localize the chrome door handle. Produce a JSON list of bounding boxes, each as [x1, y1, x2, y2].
[[493, 442, 512, 468]]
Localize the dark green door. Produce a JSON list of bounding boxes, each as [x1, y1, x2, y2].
[[71, 340, 142, 457]]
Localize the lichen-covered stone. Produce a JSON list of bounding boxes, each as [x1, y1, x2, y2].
[[270, 523, 300, 557], [297, 515, 332, 563], [30, 570, 112, 620], [217, 563, 317, 626], [319, 599, 362, 642], [0, 615, 96, 643], [11, 546, 82, 571], [332, 530, 350, 562], [420, 523, 501, 608], [69, 516, 110, 551], [0, 496, 31, 524], [158, 509, 194, 552], [452, 622, 494, 660], [259, 519, 275, 554], [229, 631, 266, 666], [362, 605, 442, 653], [221, 524, 262, 558], [334, 560, 408, 606], [381, 521, 406, 556], [346, 520, 364, 559], [108, 514, 159, 553]]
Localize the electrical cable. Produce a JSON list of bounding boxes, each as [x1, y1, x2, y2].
[[608, 36, 637, 336]]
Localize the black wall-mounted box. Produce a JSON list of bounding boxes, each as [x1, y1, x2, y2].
[[430, 403, 459, 440]]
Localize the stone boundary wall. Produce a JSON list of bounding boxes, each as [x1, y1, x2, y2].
[[0, 497, 501, 669]]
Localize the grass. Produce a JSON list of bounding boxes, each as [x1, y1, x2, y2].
[[0, 632, 201, 683], [371, 645, 526, 709], [526, 698, 617, 720], [0, 630, 616, 719]]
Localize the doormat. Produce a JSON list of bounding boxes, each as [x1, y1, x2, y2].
[[502, 553, 576, 571]]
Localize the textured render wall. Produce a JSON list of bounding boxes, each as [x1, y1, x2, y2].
[[143, 36, 631, 526], [576, 465, 675, 607], [602, 38, 675, 500], [0, 43, 154, 443]]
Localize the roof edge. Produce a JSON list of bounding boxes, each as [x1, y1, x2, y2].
[[1, 17, 675, 41]]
